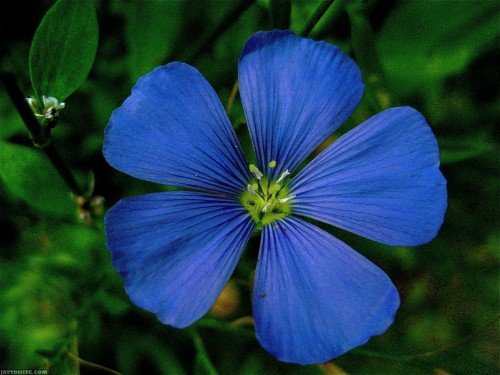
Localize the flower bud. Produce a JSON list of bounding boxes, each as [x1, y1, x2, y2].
[[210, 280, 240, 318]]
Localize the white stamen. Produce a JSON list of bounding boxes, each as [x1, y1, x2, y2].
[[278, 195, 295, 204], [276, 170, 290, 184], [247, 184, 257, 195], [262, 202, 271, 212], [249, 164, 263, 180]]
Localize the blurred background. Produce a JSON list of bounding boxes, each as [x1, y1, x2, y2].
[[0, 0, 498, 374]]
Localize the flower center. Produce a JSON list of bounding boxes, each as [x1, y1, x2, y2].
[[240, 162, 295, 226]]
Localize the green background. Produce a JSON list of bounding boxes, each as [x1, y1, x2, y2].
[[0, 0, 498, 374]]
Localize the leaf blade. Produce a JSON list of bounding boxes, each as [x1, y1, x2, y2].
[[29, 0, 98, 100], [0, 142, 75, 218]]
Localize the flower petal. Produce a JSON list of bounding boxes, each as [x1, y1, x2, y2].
[[238, 30, 363, 177], [291, 107, 447, 246], [254, 218, 399, 364], [103, 62, 249, 196], [105, 191, 253, 328]]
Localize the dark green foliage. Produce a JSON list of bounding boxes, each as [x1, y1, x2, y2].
[[269, 0, 292, 29], [0, 0, 498, 374], [376, 0, 500, 93]]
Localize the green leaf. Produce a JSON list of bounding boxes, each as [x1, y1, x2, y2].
[[377, 0, 500, 92], [0, 142, 75, 218], [269, 0, 292, 29], [29, 0, 98, 100], [124, 0, 182, 82]]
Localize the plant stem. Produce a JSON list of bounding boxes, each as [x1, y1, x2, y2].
[[352, 315, 500, 364], [226, 80, 239, 115], [0, 71, 84, 196], [300, 0, 337, 37], [166, 0, 256, 64], [191, 330, 218, 375], [67, 321, 80, 375], [412, 315, 499, 359], [45, 142, 84, 196], [0, 72, 47, 146]]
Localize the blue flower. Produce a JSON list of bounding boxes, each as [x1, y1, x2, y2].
[[103, 30, 447, 364]]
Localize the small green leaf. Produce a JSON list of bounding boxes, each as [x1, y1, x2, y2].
[[377, 0, 500, 92], [0, 142, 75, 218], [29, 0, 98, 100], [269, 0, 292, 29]]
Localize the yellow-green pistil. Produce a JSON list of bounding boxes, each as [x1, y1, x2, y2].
[[240, 162, 295, 226]]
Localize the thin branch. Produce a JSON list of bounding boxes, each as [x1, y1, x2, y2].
[[66, 351, 122, 375], [413, 315, 499, 359], [226, 80, 239, 115], [353, 315, 500, 364]]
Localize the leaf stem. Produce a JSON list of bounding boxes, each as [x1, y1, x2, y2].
[[0, 71, 84, 196], [300, 0, 337, 37]]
